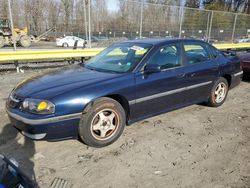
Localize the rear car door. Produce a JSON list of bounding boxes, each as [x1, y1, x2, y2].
[[133, 42, 189, 119], [181, 41, 219, 102]]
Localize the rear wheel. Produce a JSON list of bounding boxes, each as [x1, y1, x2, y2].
[[19, 35, 31, 47], [79, 97, 126, 147], [207, 77, 228, 107], [0, 35, 5, 48]]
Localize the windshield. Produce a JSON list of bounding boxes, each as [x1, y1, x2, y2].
[[85, 43, 152, 73]]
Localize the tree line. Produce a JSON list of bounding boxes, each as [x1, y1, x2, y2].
[[0, 0, 249, 36]]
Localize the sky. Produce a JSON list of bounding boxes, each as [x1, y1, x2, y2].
[[107, 0, 119, 12], [106, 0, 187, 12]]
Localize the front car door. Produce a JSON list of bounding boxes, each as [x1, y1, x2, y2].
[[132, 42, 189, 120]]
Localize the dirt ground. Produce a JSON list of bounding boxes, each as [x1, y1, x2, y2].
[[0, 69, 250, 188]]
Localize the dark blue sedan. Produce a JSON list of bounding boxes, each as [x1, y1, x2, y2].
[[6, 39, 242, 147]]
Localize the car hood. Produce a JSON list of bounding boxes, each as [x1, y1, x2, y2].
[[14, 65, 122, 99]]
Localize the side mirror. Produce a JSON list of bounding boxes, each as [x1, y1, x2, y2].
[[144, 64, 161, 74]]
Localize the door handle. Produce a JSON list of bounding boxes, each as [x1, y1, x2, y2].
[[177, 73, 186, 78]]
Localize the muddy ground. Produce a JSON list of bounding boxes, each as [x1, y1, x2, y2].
[[0, 68, 249, 188]]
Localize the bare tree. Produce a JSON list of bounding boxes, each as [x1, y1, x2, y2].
[[60, 0, 74, 32], [0, 0, 9, 18]]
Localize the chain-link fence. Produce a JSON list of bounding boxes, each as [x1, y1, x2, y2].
[[1, 0, 250, 50]]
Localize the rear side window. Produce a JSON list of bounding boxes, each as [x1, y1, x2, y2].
[[184, 43, 210, 64]]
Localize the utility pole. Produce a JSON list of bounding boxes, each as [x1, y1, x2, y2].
[[231, 13, 238, 42], [208, 11, 214, 43], [8, 0, 16, 50], [139, 0, 143, 38], [88, 0, 91, 48], [83, 0, 88, 45], [179, 8, 184, 38], [205, 12, 210, 41]]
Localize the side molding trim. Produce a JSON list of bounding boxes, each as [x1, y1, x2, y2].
[[129, 81, 212, 105], [234, 71, 243, 77]]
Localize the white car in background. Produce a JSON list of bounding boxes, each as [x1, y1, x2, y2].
[[56, 36, 86, 47]]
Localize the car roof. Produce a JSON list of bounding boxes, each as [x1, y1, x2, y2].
[[121, 38, 206, 45]]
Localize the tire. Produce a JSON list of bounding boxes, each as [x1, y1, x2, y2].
[[0, 35, 5, 48], [207, 77, 229, 107], [62, 43, 68, 47], [19, 35, 31, 47], [79, 97, 126, 147]]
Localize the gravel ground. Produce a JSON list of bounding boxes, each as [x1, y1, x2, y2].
[[0, 68, 250, 188]]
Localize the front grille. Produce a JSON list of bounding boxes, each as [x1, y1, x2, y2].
[[7, 92, 24, 108]]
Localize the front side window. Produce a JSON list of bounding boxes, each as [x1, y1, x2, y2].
[[148, 44, 181, 70], [85, 43, 152, 73], [184, 43, 210, 64]]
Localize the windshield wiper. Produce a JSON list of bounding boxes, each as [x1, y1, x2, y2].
[[85, 65, 97, 71], [85, 65, 122, 74]]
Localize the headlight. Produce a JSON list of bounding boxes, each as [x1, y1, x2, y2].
[[22, 98, 55, 114]]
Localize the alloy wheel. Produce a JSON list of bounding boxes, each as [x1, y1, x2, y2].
[[214, 82, 227, 103], [90, 109, 119, 140]]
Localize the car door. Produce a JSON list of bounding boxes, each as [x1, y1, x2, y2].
[[181, 41, 219, 103], [132, 42, 189, 119]]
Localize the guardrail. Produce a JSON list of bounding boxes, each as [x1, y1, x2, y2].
[[0, 48, 105, 63], [0, 43, 250, 63], [214, 43, 250, 50]]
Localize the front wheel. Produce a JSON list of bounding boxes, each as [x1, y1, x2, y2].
[[19, 35, 31, 47], [207, 77, 229, 107], [79, 97, 126, 147]]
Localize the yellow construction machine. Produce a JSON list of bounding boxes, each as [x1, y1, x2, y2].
[[0, 18, 53, 48]]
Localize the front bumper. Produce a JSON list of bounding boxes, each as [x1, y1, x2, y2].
[[7, 109, 81, 141]]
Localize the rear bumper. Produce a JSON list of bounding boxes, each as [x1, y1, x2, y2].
[[7, 109, 81, 141]]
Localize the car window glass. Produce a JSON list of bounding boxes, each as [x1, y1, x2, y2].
[[209, 45, 218, 59], [148, 44, 181, 70], [184, 43, 210, 64], [86, 43, 152, 73]]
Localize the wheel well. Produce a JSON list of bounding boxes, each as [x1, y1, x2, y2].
[[105, 94, 130, 123], [222, 74, 232, 87]]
